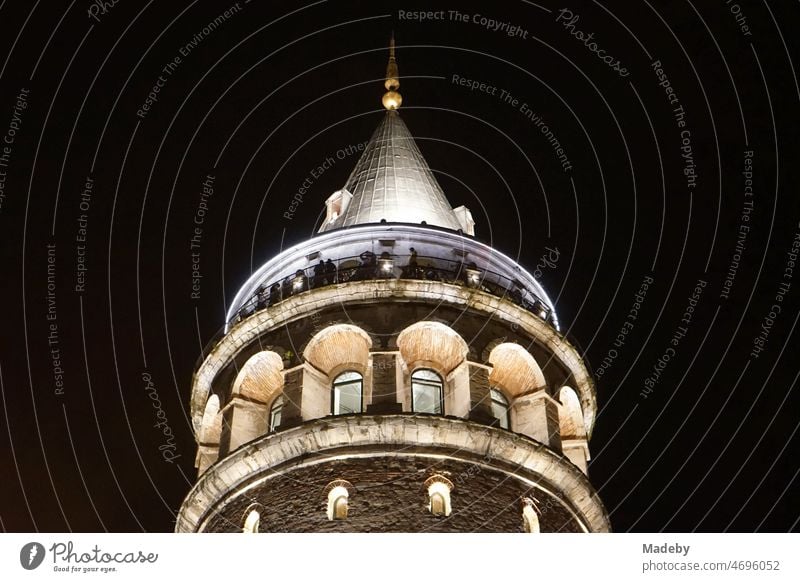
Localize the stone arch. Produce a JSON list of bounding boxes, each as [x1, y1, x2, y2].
[[396, 321, 468, 375], [303, 324, 372, 376], [487, 343, 547, 398], [231, 350, 284, 404], [558, 386, 586, 438]]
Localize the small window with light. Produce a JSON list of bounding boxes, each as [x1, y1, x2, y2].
[[332, 371, 363, 415], [522, 498, 540, 533], [325, 480, 353, 521], [490, 388, 511, 429], [269, 395, 283, 432], [411, 369, 443, 415]]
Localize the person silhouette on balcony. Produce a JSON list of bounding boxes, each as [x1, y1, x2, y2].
[[324, 258, 337, 284], [268, 283, 281, 306], [406, 247, 419, 278], [313, 260, 325, 288], [359, 250, 377, 279]]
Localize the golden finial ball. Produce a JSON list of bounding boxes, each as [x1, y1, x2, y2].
[[382, 91, 402, 110]]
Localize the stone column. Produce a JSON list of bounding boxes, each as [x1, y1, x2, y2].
[[195, 443, 219, 475], [467, 364, 496, 425], [366, 353, 402, 413], [281, 368, 304, 428], [560, 439, 590, 474], [511, 390, 561, 449], [223, 396, 269, 452]]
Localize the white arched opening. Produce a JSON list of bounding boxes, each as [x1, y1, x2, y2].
[[488, 343, 553, 444], [425, 475, 454, 517], [397, 322, 469, 416], [302, 324, 372, 419], [558, 386, 590, 474], [196, 394, 223, 475], [227, 351, 284, 451], [232, 350, 285, 404], [522, 498, 540, 533], [487, 343, 546, 398], [242, 507, 261, 533], [325, 480, 353, 521]]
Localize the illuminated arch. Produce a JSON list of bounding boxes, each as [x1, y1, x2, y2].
[[558, 386, 586, 439], [487, 343, 547, 398], [231, 350, 284, 404], [396, 321, 468, 374], [199, 394, 223, 445], [242, 503, 263, 533], [303, 324, 372, 376]]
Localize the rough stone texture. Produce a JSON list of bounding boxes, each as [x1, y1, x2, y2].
[[204, 456, 581, 533]]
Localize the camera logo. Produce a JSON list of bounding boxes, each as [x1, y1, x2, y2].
[[20, 542, 46, 570]]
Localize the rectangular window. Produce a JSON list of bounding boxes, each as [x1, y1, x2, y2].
[[412, 378, 443, 414]]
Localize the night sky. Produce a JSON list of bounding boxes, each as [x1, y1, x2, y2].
[[0, 0, 798, 533]]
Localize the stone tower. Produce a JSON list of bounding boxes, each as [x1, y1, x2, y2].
[[176, 41, 610, 533]]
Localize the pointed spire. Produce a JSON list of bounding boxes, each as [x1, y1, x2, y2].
[[318, 112, 463, 232], [382, 33, 402, 110]]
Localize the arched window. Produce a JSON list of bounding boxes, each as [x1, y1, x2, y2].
[[425, 475, 453, 517], [242, 509, 260, 533], [269, 395, 283, 432], [332, 371, 363, 415], [490, 388, 511, 429], [325, 480, 352, 521], [411, 369, 443, 414], [522, 498, 540, 533]]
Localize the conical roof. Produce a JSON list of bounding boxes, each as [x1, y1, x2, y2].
[[318, 110, 463, 232]]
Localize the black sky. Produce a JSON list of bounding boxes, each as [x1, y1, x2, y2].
[[0, 0, 798, 533]]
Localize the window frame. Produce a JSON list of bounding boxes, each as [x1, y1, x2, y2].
[[331, 370, 364, 415], [269, 395, 283, 432], [411, 368, 444, 415], [489, 387, 511, 430]]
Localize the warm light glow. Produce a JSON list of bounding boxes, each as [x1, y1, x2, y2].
[[379, 258, 394, 273], [522, 500, 540, 533], [231, 351, 284, 404], [242, 509, 260, 533], [397, 321, 468, 374], [488, 343, 546, 397], [303, 324, 372, 376], [326, 485, 350, 520], [425, 475, 454, 517]]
